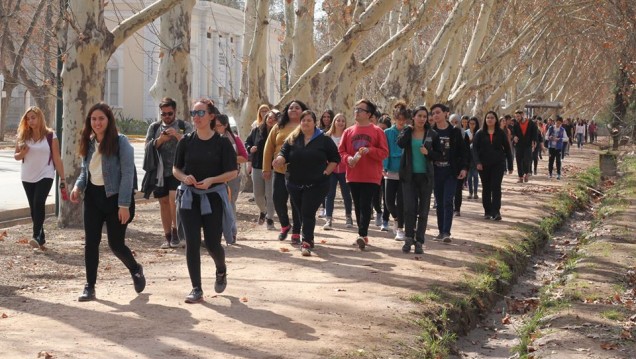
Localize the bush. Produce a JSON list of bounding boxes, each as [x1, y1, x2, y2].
[[115, 113, 153, 136]]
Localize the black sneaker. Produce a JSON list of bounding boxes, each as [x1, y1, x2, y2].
[[215, 272, 227, 293], [290, 234, 301, 245], [278, 225, 291, 241], [414, 241, 423, 255], [266, 219, 276, 230], [483, 214, 492, 220], [301, 241, 312, 257], [442, 233, 452, 243], [454, 210, 461, 217], [258, 212, 266, 225], [132, 264, 146, 293], [491, 213, 502, 221], [402, 237, 414, 253], [78, 284, 96, 302], [185, 287, 204, 303], [29, 238, 40, 249]]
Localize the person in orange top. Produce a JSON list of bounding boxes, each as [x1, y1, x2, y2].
[[338, 99, 389, 250]]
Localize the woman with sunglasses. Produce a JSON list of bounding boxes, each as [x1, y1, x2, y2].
[[173, 99, 238, 303]]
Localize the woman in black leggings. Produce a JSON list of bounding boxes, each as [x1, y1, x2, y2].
[[70, 102, 144, 302], [173, 99, 238, 303]]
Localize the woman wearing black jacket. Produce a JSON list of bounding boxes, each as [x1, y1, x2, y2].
[[397, 105, 442, 254], [272, 110, 340, 256], [245, 110, 278, 229], [471, 111, 513, 221]]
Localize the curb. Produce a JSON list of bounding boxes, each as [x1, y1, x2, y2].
[[0, 192, 151, 229]]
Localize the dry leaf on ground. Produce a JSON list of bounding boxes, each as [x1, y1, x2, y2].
[[279, 248, 289, 253]]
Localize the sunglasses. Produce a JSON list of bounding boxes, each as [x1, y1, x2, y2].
[[160, 112, 174, 117], [190, 110, 208, 117]]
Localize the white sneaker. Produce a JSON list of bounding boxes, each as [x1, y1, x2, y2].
[[394, 228, 405, 241]]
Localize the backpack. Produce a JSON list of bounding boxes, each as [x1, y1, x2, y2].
[[150, 119, 186, 139]]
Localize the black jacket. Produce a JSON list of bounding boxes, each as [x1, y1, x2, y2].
[[512, 120, 538, 149], [433, 121, 470, 176], [396, 125, 442, 184], [245, 125, 270, 169], [279, 130, 340, 186], [141, 140, 159, 199], [471, 127, 513, 170]]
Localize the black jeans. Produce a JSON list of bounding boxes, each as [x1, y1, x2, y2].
[[179, 191, 226, 289], [454, 177, 463, 212], [372, 183, 382, 216], [349, 182, 380, 237], [383, 178, 404, 228], [548, 148, 562, 176], [22, 178, 53, 242], [515, 145, 533, 177], [478, 161, 505, 217], [532, 146, 541, 173], [273, 172, 301, 234], [402, 174, 433, 243], [287, 180, 329, 245], [83, 182, 139, 287]]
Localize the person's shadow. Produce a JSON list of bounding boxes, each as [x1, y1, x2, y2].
[[203, 295, 319, 341]]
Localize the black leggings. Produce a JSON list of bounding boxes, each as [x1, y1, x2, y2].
[[287, 181, 329, 245], [22, 178, 53, 242], [84, 182, 139, 286], [349, 182, 379, 237], [179, 192, 226, 289], [548, 148, 562, 175], [273, 172, 301, 234], [383, 179, 404, 228]]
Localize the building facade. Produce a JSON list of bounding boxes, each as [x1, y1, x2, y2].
[[4, 1, 281, 129]]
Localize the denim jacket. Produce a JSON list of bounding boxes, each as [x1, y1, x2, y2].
[[75, 134, 136, 207]]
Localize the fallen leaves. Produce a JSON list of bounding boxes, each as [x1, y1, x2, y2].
[[320, 240, 327, 244], [279, 247, 290, 253], [17, 238, 29, 244], [37, 352, 53, 359], [240, 297, 248, 302], [600, 342, 618, 350], [501, 313, 511, 324], [505, 297, 540, 314], [1, 313, 7, 319], [0, 230, 7, 241]]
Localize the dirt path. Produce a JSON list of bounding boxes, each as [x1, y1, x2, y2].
[[0, 147, 599, 358]]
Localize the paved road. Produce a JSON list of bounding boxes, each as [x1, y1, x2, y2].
[[0, 141, 146, 212]]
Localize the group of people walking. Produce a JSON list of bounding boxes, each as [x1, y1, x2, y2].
[[14, 97, 586, 303]]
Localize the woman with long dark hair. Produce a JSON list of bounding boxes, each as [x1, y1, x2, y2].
[[272, 110, 340, 255], [397, 106, 442, 254], [173, 99, 238, 303], [466, 116, 481, 199], [245, 110, 279, 229], [214, 114, 248, 244], [14, 106, 66, 249], [471, 111, 513, 221], [70, 102, 145, 302], [263, 100, 307, 243]]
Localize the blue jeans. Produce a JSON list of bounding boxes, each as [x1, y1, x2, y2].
[[576, 133, 583, 148], [433, 166, 457, 235], [325, 172, 352, 217]]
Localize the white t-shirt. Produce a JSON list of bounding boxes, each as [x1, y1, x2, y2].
[[89, 142, 105, 186], [21, 132, 56, 183]]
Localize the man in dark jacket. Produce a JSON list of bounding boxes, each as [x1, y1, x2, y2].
[[512, 109, 537, 183], [144, 97, 193, 248], [431, 103, 469, 243]]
